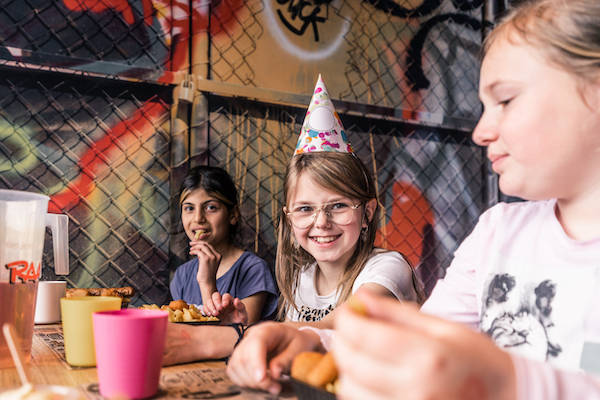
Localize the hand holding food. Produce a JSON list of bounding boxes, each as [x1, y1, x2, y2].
[[226, 322, 324, 395], [333, 291, 516, 400], [190, 240, 221, 316], [291, 351, 338, 393]]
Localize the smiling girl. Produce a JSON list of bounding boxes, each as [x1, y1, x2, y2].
[[277, 151, 423, 325], [169, 166, 278, 323], [226, 75, 425, 393]]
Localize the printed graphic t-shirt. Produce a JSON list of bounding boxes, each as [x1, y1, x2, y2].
[[286, 249, 418, 322], [423, 200, 600, 372]]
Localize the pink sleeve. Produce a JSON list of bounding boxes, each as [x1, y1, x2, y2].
[[512, 354, 600, 399]]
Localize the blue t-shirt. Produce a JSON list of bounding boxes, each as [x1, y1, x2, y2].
[[169, 251, 278, 320]]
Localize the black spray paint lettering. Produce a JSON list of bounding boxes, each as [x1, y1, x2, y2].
[[275, 0, 333, 42]]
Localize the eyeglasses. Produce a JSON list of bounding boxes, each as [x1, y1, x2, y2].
[[285, 201, 362, 229]]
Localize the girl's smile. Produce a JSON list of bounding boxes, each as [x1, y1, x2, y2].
[[289, 173, 364, 270]]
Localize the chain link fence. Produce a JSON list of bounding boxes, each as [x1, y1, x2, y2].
[[0, 0, 496, 306]]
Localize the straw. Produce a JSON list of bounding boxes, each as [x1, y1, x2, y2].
[[2, 323, 30, 385]]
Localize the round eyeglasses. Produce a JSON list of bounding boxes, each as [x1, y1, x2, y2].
[[285, 202, 362, 229]]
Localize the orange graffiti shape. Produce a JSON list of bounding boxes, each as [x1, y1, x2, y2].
[[375, 181, 434, 268], [62, 0, 154, 25]]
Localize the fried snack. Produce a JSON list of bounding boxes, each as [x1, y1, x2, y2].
[[100, 288, 118, 297], [291, 352, 324, 382], [87, 288, 102, 296], [65, 286, 134, 299], [346, 294, 368, 316], [168, 299, 188, 311], [194, 230, 201, 240], [65, 288, 89, 298], [292, 351, 339, 393], [139, 302, 219, 323], [306, 352, 337, 388]]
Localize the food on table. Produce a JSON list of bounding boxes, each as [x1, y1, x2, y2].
[[291, 351, 338, 393], [65, 287, 134, 307], [0, 383, 81, 400], [346, 294, 368, 316], [139, 300, 219, 323], [289, 296, 366, 394]]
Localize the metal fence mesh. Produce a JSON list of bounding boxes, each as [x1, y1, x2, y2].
[[0, 0, 491, 305], [0, 70, 173, 306]]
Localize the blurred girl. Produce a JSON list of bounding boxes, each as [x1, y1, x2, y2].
[[330, 1, 600, 399], [170, 166, 277, 323]]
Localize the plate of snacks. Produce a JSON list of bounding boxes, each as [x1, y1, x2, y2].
[[139, 300, 220, 324], [289, 351, 337, 400], [66, 286, 134, 308]]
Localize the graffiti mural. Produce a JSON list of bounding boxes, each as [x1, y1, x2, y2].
[[1, 0, 488, 303]]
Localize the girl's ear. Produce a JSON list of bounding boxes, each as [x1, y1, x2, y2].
[[229, 206, 240, 226], [363, 198, 377, 227]]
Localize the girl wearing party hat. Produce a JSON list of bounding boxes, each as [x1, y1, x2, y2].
[[276, 75, 423, 324], [226, 76, 423, 391]]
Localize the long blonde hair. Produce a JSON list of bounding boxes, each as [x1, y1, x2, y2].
[[276, 153, 419, 320]]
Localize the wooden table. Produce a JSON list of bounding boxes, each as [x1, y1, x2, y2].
[[0, 325, 294, 399]]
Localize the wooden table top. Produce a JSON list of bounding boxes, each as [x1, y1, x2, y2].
[[0, 324, 294, 399]]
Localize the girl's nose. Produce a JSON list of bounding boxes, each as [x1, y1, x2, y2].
[[194, 209, 206, 222], [313, 208, 331, 228], [472, 112, 498, 147]]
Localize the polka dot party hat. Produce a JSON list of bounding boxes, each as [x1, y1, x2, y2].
[[294, 74, 353, 155]]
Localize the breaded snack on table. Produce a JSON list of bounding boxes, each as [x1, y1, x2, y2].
[[291, 352, 324, 382], [169, 299, 188, 311], [306, 352, 337, 388]]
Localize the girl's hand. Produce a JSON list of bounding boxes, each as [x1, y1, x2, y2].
[[227, 322, 323, 394], [333, 291, 516, 400], [211, 292, 248, 325], [191, 240, 221, 315]]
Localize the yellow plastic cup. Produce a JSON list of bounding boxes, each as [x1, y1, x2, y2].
[[60, 296, 122, 367]]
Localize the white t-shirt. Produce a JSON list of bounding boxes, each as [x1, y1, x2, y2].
[[286, 249, 417, 322], [422, 200, 600, 399]]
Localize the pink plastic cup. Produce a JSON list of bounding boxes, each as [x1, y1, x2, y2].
[[92, 309, 168, 399]]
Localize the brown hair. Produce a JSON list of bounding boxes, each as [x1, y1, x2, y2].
[[484, 0, 600, 87], [276, 152, 423, 320]]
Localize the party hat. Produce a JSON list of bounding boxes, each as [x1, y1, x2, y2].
[[294, 74, 353, 155]]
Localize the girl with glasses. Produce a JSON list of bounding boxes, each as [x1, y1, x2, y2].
[[276, 151, 423, 324], [226, 76, 424, 392]]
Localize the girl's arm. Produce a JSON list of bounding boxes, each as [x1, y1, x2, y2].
[[162, 323, 239, 365], [239, 292, 267, 324]]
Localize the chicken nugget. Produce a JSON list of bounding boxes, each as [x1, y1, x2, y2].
[[169, 299, 188, 311], [291, 352, 324, 383], [306, 352, 337, 388]]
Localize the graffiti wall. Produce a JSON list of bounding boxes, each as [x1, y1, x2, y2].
[[0, 0, 490, 305]]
